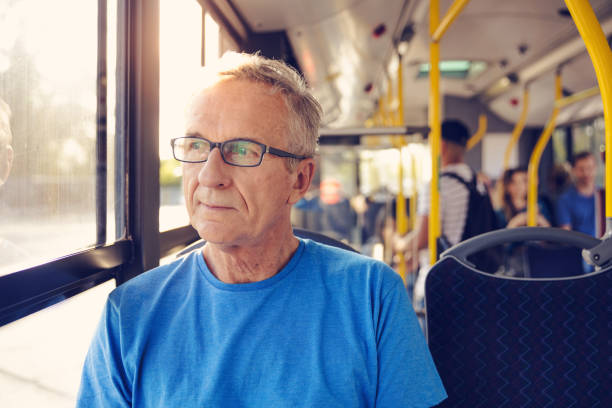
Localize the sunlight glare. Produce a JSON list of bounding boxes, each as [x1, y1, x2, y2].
[[159, 0, 203, 160]]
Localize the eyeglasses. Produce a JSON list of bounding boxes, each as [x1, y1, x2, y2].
[[170, 136, 310, 167]]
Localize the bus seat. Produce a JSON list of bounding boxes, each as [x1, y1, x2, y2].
[[426, 233, 611, 407], [175, 227, 357, 257], [523, 243, 585, 277]]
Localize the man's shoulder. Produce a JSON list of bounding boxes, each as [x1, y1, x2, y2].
[[558, 186, 579, 202], [303, 238, 381, 266], [109, 252, 198, 305], [441, 163, 473, 181], [300, 239, 401, 287]]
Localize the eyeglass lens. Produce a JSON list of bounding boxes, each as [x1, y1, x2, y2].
[[174, 137, 264, 166]]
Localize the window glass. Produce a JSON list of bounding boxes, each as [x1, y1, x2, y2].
[[159, 0, 203, 231], [159, 2, 236, 232], [552, 128, 568, 164], [572, 118, 605, 187], [0, 279, 115, 407], [0, 0, 116, 275]]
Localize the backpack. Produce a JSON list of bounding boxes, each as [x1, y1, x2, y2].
[[438, 171, 501, 272]]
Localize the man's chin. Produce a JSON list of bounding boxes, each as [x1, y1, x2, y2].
[[194, 224, 239, 245]]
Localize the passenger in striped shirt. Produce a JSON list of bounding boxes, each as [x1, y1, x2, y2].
[[395, 120, 478, 262]]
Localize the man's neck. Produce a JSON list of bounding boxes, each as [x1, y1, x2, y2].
[[576, 183, 595, 197], [441, 158, 463, 168], [202, 229, 299, 284]]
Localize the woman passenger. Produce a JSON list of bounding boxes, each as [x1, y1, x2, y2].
[[496, 167, 551, 228]]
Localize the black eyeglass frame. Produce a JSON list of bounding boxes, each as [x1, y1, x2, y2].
[[170, 136, 310, 167]]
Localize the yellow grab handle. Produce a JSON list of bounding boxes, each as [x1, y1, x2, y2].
[[466, 114, 487, 151], [527, 73, 562, 226], [504, 88, 530, 170]]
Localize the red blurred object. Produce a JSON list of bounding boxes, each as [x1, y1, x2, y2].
[[510, 98, 519, 107], [320, 179, 342, 205]]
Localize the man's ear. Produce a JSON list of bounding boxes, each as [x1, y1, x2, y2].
[[288, 158, 315, 205]]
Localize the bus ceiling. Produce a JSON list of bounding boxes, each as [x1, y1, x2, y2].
[[212, 0, 612, 129]]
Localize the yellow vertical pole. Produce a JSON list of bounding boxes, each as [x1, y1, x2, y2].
[[410, 155, 417, 231], [527, 72, 562, 226], [397, 55, 405, 132], [565, 0, 612, 229], [386, 78, 394, 126], [504, 88, 530, 170], [395, 55, 408, 282], [429, 0, 441, 265]]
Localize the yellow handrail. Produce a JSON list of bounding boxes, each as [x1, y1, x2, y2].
[[386, 79, 394, 126], [566, 0, 612, 225], [432, 0, 473, 43], [554, 86, 599, 109], [466, 114, 487, 151], [503, 88, 530, 170], [395, 55, 408, 282], [527, 72, 562, 226], [428, 0, 471, 264], [429, 0, 441, 265]]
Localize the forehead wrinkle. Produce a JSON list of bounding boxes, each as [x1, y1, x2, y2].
[[187, 79, 290, 147]]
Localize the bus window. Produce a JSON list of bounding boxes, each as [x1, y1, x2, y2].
[[158, 2, 238, 232], [0, 280, 115, 407], [552, 127, 569, 164], [0, 0, 117, 275], [159, 0, 202, 232]]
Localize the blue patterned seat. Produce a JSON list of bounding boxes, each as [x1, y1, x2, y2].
[[425, 256, 612, 407]]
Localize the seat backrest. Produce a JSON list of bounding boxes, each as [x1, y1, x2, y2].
[[425, 257, 612, 407], [524, 243, 585, 277]]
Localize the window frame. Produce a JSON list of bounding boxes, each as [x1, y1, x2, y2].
[[0, 0, 200, 327]]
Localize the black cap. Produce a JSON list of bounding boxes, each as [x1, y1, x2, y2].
[[441, 119, 469, 147]]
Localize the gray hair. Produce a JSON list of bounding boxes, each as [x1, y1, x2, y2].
[[195, 52, 322, 171], [0, 97, 11, 148]]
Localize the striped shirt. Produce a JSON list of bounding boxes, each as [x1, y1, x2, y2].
[[417, 163, 473, 246]]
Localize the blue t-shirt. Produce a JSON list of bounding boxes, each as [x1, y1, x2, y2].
[[77, 239, 446, 407], [556, 186, 596, 236]]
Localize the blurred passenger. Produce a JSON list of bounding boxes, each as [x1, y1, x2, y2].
[[0, 97, 13, 188], [548, 163, 572, 198], [394, 119, 496, 264], [496, 167, 551, 228], [495, 167, 550, 277], [318, 178, 356, 242], [556, 152, 599, 236], [0, 97, 27, 269], [349, 192, 385, 245]]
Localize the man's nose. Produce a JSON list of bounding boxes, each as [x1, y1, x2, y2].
[[197, 148, 230, 188]]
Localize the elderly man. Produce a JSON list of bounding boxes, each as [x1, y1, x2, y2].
[[78, 52, 446, 407]]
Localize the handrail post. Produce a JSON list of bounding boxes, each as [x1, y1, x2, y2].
[[527, 72, 562, 226], [565, 0, 612, 235], [395, 54, 409, 282], [432, 0, 472, 42], [428, 0, 472, 265], [504, 88, 530, 170], [429, 0, 441, 265]]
